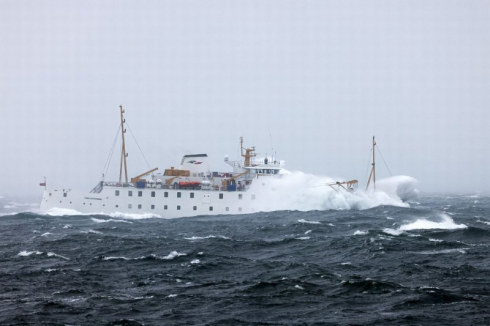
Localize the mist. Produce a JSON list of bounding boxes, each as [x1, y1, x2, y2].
[[1, 1, 489, 199]]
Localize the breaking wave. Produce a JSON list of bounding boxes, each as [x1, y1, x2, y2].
[[399, 213, 467, 231], [44, 208, 160, 219], [252, 171, 418, 211]]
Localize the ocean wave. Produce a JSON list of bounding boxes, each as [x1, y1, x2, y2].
[[43, 208, 160, 219], [418, 248, 468, 255], [91, 217, 133, 224], [17, 250, 42, 257], [298, 219, 321, 224], [251, 171, 417, 212], [101, 251, 186, 261], [353, 230, 368, 235], [184, 235, 231, 240], [399, 213, 467, 231], [17, 250, 69, 260]]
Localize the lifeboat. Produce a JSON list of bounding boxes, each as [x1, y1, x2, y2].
[[178, 181, 201, 188]]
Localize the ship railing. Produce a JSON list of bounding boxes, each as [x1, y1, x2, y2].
[[90, 181, 104, 193], [102, 181, 249, 192]]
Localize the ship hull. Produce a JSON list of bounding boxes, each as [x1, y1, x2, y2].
[[40, 185, 262, 218]]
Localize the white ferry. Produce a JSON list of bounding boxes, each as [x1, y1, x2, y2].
[[40, 106, 284, 218]]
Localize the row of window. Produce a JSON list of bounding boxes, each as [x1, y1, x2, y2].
[[125, 204, 242, 212], [57, 201, 243, 212], [115, 190, 254, 200]]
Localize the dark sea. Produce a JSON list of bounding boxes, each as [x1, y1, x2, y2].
[[1, 194, 490, 325]]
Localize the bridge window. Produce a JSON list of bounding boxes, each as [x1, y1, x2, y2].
[[164, 205, 168, 210], [128, 204, 132, 209], [177, 205, 181, 210], [138, 191, 142, 197], [164, 192, 168, 198], [128, 191, 133, 197], [238, 207, 242, 212], [193, 206, 197, 210], [219, 193, 223, 199], [209, 206, 213, 211], [177, 192, 181, 198], [115, 190, 120, 196], [151, 191, 155, 197], [226, 207, 229, 212], [238, 194, 243, 200], [138, 204, 142, 209], [151, 205, 155, 209], [190, 192, 194, 198]]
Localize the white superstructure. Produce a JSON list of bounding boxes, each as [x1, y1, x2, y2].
[[40, 107, 284, 218]]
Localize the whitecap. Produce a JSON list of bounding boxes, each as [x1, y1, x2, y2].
[[41, 232, 53, 237], [418, 248, 467, 255], [45, 208, 83, 216], [103, 256, 130, 261], [294, 285, 304, 290], [477, 220, 490, 225], [190, 259, 200, 264], [81, 229, 103, 235], [429, 238, 444, 243], [353, 230, 368, 236], [18, 250, 42, 257], [295, 236, 310, 240], [160, 251, 186, 260], [298, 219, 321, 225], [305, 230, 312, 235], [184, 235, 230, 240], [47, 252, 70, 260], [107, 212, 161, 220], [167, 294, 178, 298], [91, 218, 133, 224], [399, 213, 467, 231], [44, 208, 160, 219], [383, 228, 404, 236]]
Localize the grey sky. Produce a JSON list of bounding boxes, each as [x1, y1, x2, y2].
[[1, 0, 489, 197]]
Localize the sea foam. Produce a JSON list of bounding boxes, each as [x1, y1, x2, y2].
[[399, 213, 467, 231]]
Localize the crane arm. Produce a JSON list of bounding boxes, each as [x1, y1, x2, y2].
[[131, 167, 158, 184]]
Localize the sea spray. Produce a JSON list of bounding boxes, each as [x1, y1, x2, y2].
[[252, 171, 417, 211]]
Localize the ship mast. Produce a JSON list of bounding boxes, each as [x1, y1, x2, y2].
[[365, 136, 376, 191], [240, 137, 256, 167], [119, 105, 129, 184]]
